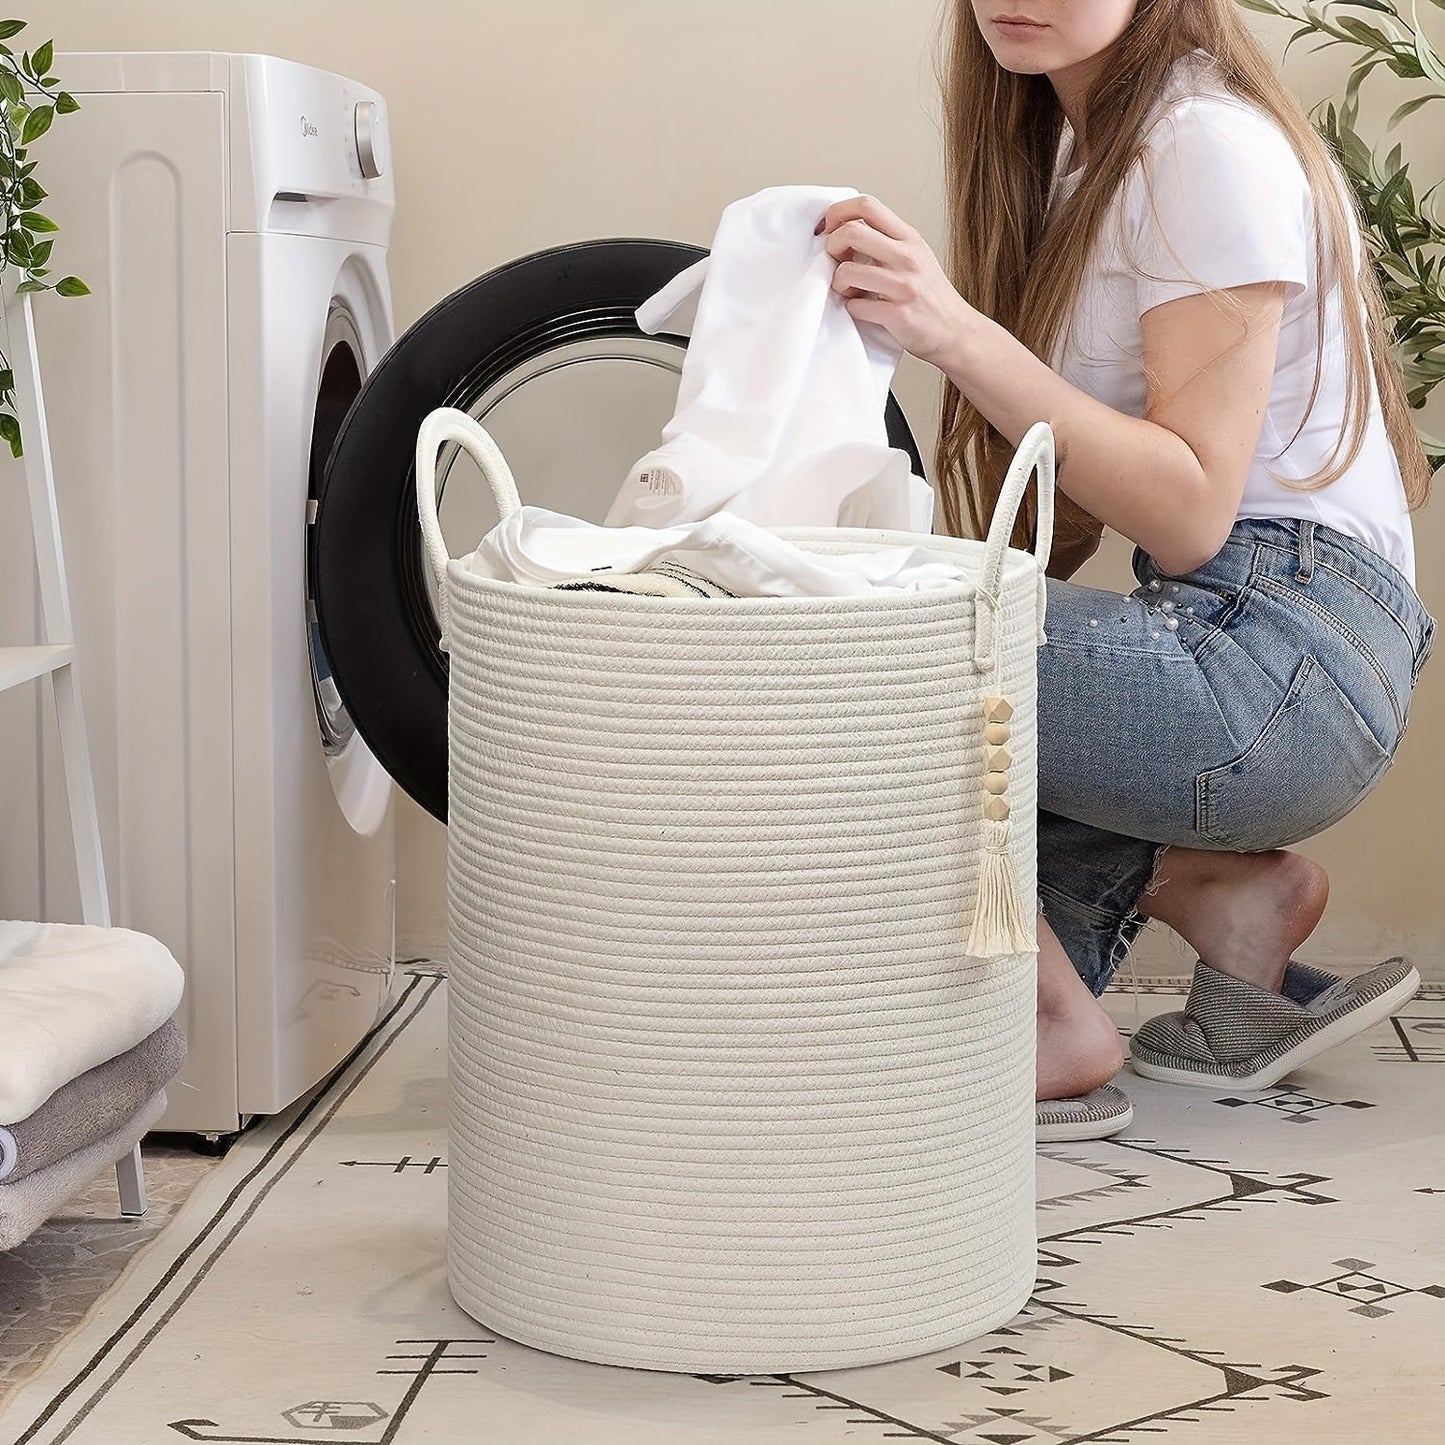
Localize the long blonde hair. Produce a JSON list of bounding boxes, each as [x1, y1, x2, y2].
[[935, 0, 1433, 560]]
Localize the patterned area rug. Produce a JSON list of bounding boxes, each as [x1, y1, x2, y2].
[[3, 964, 1441, 1445]]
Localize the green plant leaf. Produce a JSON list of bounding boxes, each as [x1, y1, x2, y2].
[[0, 69, 21, 106], [19, 102, 51, 144], [15, 175, 44, 205], [54, 275, 88, 297], [13, 277, 45, 293], [0, 411, 23, 458], [1378, 167, 1413, 213], [54, 89, 77, 114], [29, 237, 52, 265], [1337, 17, 1403, 50], [1416, 16, 1445, 82], [17, 208, 55, 231], [31, 39, 50, 75], [1390, 92, 1442, 124], [1285, 21, 1320, 58], [0, 21, 25, 41]]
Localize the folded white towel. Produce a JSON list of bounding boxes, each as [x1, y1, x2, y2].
[[467, 505, 969, 598], [0, 922, 185, 1124], [0, 1089, 167, 1252], [604, 185, 935, 533]]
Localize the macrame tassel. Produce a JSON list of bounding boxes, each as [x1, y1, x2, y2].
[[966, 815, 1035, 957], [965, 695, 1036, 957]]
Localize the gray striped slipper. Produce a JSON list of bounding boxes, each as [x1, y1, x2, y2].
[[1130, 957, 1420, 1090], [1036, 1084, 1133, 1142]]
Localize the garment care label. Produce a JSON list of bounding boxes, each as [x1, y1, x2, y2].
[[639, 467, 682, 496]]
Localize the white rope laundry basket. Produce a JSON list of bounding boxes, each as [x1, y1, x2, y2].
[[417, 409, 1056, 1375]]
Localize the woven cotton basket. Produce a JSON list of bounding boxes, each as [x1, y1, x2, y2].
[[417, 409, 1057, 1375]]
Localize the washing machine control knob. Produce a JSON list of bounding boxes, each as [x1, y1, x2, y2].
[[354, 100, 385, 180]]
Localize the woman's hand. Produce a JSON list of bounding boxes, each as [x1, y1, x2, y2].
[[815, 194, 971, 369]]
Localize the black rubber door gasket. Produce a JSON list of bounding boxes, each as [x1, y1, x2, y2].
[[313, 238, 928, 823]]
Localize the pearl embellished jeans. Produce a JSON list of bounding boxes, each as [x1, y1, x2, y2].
[[1036, 517, 1436, 995]]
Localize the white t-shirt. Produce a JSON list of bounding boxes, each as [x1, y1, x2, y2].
[[1052, 52, 1416, 583]]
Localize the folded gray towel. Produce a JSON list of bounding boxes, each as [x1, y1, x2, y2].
[[0, 1090, 167, 1252], [0, 1018, 185, 1182]]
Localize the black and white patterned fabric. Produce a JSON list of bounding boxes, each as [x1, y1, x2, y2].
[[550, 559, 740, 598]]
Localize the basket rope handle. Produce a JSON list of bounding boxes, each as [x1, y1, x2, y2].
[[974, 421, 1056, 667], [416, 408, 523, 650]]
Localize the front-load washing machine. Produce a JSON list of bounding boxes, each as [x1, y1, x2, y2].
[[0, 53, 398, 1135], [308, 245, 927, 825]]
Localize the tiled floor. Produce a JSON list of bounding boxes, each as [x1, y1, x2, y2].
[[0, 1139, 220, 1407], [2, 964, 1441, 1444]]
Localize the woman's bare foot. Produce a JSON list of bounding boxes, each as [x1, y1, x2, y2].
[[1037, 918, 1124, 1101], [1138, 848, 1329, 994]]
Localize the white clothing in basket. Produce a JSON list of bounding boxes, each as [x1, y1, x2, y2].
[[466, 504, 968, 597], [604, 185, 935, 533]]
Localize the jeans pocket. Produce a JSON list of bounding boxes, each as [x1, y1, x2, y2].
[[1195, 654, 1391, 850]]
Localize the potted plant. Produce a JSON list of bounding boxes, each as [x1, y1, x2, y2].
[[0, 14, 87, 458], [1240, 0, 1445, 470]]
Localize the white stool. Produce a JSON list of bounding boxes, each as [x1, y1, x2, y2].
[[0, 922, 185, 1226], [0, 290, 168, 1221]]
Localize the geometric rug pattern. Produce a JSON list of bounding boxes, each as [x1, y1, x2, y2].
[[3, 966, 1442, 1444]]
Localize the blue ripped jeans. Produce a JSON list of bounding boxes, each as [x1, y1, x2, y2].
[[1038, 517, 1436, 995]]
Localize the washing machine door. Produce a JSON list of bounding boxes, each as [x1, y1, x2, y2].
[[312, 238, 927, 822], [305, 257, 395, 837]]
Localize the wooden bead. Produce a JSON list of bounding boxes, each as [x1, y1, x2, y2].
[[984, 721, 1011, 745], [984, 696, 1014, 724], [986, 745, 1012, 772], [984, 770, 1009, 795], [983, 796, 1011, 822]]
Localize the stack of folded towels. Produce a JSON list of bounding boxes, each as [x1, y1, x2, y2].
[[0, 921, 186, 1251]]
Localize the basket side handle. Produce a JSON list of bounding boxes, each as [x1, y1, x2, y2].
[[974, 421, 1056, 666], [416, 408, 523, 649]]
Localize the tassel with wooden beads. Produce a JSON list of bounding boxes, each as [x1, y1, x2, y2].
[[965, 695, 1036, 957]]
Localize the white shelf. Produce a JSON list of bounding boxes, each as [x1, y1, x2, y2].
[[5, 288, 147, 1215], [0, 642, 74, 692]]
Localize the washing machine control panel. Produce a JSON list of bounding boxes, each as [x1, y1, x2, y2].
[[354, 100, 386, 180], [225, 55, 395, 240]]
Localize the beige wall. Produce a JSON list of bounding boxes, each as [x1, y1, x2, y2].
[[34, 1, 1442, 976]]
